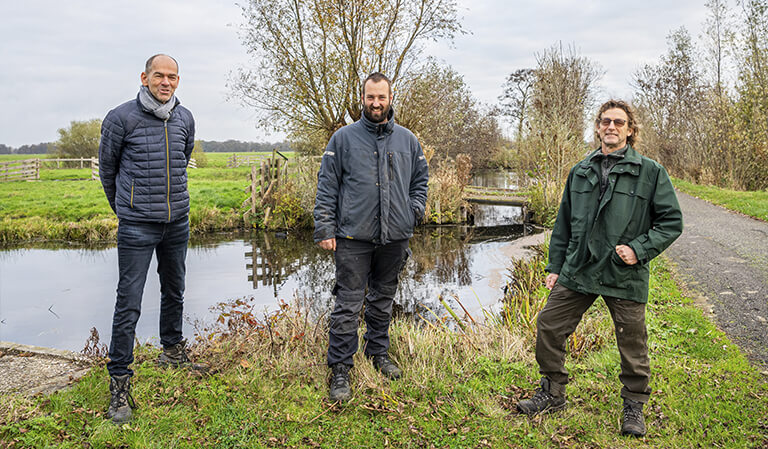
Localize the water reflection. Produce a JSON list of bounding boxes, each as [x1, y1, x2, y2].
[[471, 169, 520, 190], [0, 223, 539, 351]]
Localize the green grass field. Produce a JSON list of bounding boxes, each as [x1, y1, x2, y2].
[[0, 153, 281, 242], [673, 178, 768, 221], [1, 256, 765, 448]]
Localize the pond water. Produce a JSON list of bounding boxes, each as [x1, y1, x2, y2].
[[0, 170, 538, 352]]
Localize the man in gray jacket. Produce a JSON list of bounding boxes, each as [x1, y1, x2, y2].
[[314, 72, 429, 402], [99, 54, 196, 423]]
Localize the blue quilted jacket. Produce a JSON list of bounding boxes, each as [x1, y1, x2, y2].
[[99, 94, 195, 222]]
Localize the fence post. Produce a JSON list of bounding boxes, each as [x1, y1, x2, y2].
[[259, 161, 266, 201], [251, 165, 258, 216], [35, 158, 40, 180]]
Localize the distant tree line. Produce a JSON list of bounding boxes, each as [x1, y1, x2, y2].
[[0, 142, 51, 155], [1, 134, 293, 158], [199, 140, 294, 153]]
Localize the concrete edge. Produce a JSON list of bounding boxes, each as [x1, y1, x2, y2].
[[0, 341, 93, 365], [25, 367, 94, 397]]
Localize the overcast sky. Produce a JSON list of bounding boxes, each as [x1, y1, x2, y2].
[[0, 0, 709, 148]]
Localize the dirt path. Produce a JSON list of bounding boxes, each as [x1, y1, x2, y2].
[[665, 191, 768, 369]]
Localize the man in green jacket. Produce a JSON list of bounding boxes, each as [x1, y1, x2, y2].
[[516, 100, 683, 438]]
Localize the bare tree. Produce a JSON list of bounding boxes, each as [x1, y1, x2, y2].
[[499, 69, 535, 141], [733, 0, 768, 189], [231, 0, 463, 153], [514, 44, 600, 224], [634, 28, 706, 177], [704, 0, 735, 96]]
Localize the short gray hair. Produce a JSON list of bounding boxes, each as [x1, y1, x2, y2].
[[145, 54, 179, 75]]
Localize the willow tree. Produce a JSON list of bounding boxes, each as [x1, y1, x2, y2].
[[54, 118, 102, 158], [397, 62, 503, 167], [231, 0, 462, 153]]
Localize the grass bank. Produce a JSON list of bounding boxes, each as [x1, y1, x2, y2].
[[1, 151, 475, 243], [1, 254, 766, 448], [673, 178, 768, 222], [0, 153, 262, 243]]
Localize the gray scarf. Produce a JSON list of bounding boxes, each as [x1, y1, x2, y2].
[[138, 85, 177, 120]]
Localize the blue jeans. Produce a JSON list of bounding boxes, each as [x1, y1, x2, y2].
[[107, 217, 189, 377], [327, 238, 410, 367]]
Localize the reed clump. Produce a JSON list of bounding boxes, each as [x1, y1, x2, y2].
[[424, 153, 472, 224], [501, 240, 610, 356]]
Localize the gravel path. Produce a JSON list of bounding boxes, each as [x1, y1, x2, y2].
[[665, 191, 768, 368]]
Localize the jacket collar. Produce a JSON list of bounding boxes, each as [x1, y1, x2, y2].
[[584, 144, 641, 166], [360, 107, 395, 136]]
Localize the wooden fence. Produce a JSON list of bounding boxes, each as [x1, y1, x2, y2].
[[1, 157, 196, 183], [0, 159, 39, 182], [242, 151, 289, 226], [40, 158, 94, 169], [227, 153, 267, 168], [246, 239, 285, 290]]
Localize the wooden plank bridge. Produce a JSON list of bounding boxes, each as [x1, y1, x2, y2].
[[462, 185, 528, 206]]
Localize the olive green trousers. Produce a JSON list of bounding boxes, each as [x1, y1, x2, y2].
[[536, 283, 651, 403]]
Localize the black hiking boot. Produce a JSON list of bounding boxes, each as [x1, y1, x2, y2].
[[329, 363, 352, 403], [106, 374, 135, 424], [158, 339, 207, 371], [516, 378, 567, 416], [371, 354, 402, 379], [621, 399, 646, 437]]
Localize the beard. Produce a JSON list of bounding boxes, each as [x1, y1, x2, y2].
[[363, 103, 390, 123]]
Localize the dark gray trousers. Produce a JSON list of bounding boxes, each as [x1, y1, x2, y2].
[[327, 238, 410, 367], [536, 283, 651, 403]]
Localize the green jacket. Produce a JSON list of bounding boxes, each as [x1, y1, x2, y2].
[[546, 145, 683, 303]]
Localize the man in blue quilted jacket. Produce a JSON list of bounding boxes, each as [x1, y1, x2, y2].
[[314, 72, 429, 402], [98, 54, 196, 424]]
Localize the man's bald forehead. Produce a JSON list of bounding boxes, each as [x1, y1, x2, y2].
[[145, 54, 179, 74]]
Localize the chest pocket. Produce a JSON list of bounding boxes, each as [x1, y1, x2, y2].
[[569, 165, 598, 233], [605, 177, 653, 240]]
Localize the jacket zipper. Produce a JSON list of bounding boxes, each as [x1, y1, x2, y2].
[[388, 152, 393, 180], [130, 178, 134, 208], [164, 119, 171, 221]]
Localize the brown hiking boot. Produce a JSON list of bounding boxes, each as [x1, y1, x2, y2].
[[517, 378, 567, 416], [157, 339, 207, 371], [106, 374, 135, 424], [620, 399, 647, 437]]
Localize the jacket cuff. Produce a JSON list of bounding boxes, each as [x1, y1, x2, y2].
[[628, 236, 650, 265], [313, 229, 336, 243]]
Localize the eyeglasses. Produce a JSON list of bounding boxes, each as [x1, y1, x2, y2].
[[599, 118, 627, 127]]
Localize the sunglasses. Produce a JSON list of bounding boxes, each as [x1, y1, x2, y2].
[[599, 118, 627, 127]]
